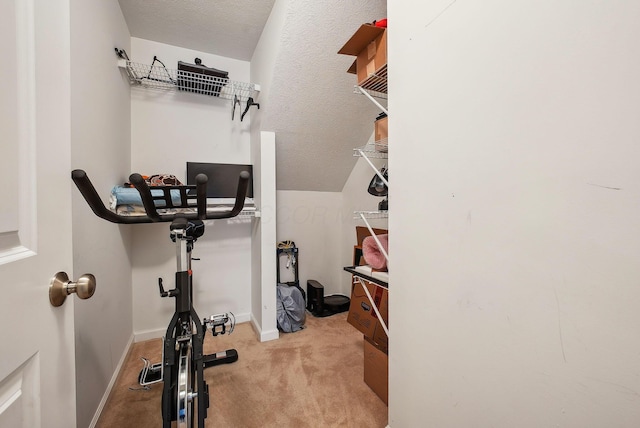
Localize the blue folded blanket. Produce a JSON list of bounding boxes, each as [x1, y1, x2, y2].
[[109, 186, 182, 209]]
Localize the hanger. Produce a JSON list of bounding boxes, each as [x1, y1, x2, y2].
[[147, 56, 175, 84], [241, 97, 260, 121], [114, 47, 130, 60], [231, 94, 241, 120]]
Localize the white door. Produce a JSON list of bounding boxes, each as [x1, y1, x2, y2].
[[0, 0, 77, 427]]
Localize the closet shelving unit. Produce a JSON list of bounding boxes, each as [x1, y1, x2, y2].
[[353, 66, 389, 263], [344, 66, 389, 337], [118, 60, 261, 103]]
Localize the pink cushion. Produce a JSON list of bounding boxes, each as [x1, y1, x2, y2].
[[362, 234, 388, 270]]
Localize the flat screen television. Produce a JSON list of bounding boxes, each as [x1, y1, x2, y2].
[[186, 162, 253, 199]]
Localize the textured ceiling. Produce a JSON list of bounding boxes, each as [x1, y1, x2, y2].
[[117, 0, 275, 61], [118, 0, 387, 192]]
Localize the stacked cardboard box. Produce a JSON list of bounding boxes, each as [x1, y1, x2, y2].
[[347, 280, 388, 352], [338, 23, 387, 86], [364, 336, 388, 405], [347, 278, 388, 404], [375, 114, 388, 152]]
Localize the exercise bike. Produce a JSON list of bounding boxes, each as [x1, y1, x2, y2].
[[71, 169, 250, 428]]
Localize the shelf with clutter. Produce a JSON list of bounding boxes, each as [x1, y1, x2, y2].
[[338, 20, 388, 115], [115, 48, 261, 120], [338, 17, 389, 405]]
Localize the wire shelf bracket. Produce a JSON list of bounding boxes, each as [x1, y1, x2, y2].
[[354, 63, 388, 115]]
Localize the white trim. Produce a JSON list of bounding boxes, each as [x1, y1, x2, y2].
[[260, 329, 279, 342], [133, 328, 165, 343], [250, 312, 279, 342], [88, 334, 134, 428], [133, 312, 252, 343]]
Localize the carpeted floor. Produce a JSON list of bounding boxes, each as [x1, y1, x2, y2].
[[96, 312, 388, 427]]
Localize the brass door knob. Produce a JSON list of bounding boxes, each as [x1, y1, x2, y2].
[[49, 272, 96, 307]]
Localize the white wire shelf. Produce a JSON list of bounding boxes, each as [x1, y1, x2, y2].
[[224, 210, 261, 222], [354, 210, 388, 220], [119, 60, 259, 103], [353, 140, 388, 158], [152, 207, 259, 219], [354, 63, 388, 98]]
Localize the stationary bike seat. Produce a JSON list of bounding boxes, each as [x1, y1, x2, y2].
[[170, 218, 205, 239]]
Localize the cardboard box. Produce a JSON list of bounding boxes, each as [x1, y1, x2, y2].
[[375, 115, 388, 141], [371, 287, 388, 351], [338, 24, 387, 85], [364, 336, 388, 405], [356, 226, 387, 247], [375, 115, 388, 152], [347, 279, 388, 349]]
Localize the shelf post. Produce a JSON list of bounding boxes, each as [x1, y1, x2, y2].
[[357, 149, 389, 188], [356, 86, 388, 115]]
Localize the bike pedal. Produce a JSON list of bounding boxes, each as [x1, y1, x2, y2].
[[204, 312, 236, 336], [138, 366, 162, 384]]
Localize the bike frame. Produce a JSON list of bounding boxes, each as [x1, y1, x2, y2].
[[71, 169, 249, 427], [161, 224, 208, 427]]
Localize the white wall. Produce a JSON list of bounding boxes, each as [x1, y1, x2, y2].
[[389, 1, 640, 427], [129, 38, 255, 338], [276, 190, 343, 295], [249, 1, 289, 340], [250, 132, 278, 341], [69, 1, 132, 427], [130, 37, 251, 172]]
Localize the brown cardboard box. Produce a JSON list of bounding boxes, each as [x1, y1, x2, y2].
[[364, 336, 388, 405], [347, 279, 388, 346], [356, 226, 387, 246], [375, 115, 388, 152], [371, 286, 388, 352], [338, 24, 387, 85]]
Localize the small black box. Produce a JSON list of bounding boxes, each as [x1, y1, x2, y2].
[[307, 280, 350, 317]]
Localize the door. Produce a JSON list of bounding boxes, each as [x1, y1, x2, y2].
[[0, 0, 76, 427]]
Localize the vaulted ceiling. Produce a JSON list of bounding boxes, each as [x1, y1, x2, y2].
[[118, 0, 387, 191]]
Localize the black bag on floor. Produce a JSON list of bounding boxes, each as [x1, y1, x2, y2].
[[276, 283, 306, 333]]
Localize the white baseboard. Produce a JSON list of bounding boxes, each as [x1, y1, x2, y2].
[[133, 312, 251, 342], [134, 327, 165, 342], [250, 313, 279, 342], [88, 333, 134, 428]]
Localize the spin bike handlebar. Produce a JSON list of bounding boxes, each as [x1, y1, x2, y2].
[[71, 169, 250, 224]]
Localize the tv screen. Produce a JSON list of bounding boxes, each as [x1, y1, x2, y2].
[[186, 162, 253, 198]]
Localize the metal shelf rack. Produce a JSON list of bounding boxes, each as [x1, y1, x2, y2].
[[354, 211, 388, 220], [353, 141, 388, 159], [118, 60, 260, 104], [354, 64, 388, 115], [353, 62, 389, 266]]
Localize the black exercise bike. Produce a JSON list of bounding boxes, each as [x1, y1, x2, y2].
[[72, 169, 250, 427]]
